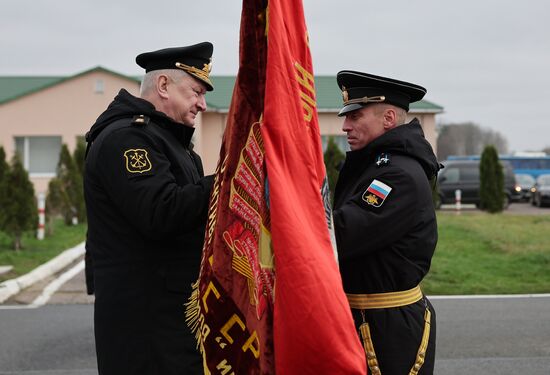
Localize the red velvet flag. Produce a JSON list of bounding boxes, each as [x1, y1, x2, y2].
[[187, 0, 366, 373], [261, 1, 366, 374]]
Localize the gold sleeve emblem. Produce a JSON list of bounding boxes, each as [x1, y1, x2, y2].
[[124, 149, 152, 173], [363, 193, 379, 206]]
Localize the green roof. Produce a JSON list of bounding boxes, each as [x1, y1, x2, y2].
[[1, 69, 443, 113], [0, 67, 140, 105], [206, 76, 443, 112], [0, 76, 63, 104]]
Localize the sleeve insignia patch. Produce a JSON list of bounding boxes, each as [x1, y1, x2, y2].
[[124, 148, 152, 173], [362, 179, 392, 207]]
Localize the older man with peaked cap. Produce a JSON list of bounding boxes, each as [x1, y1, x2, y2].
[[84, 42, 215, 375], [332, 70, 441, 374]]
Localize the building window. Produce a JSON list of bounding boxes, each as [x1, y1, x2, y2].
[[14, 136, 62, 176], [321, 135, 349, 153], [94, 79, 104, 94]]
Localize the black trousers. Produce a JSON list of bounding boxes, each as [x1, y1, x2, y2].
[[94, 265, 202, 375], [352, 298, 436, 375]]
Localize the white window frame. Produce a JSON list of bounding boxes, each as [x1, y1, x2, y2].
[[14, 136, 61, 178]]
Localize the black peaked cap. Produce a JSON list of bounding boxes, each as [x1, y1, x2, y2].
[[336, 70, 426, 116], [136, 42, 214, 91]]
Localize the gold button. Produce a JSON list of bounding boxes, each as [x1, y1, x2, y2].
[[367, 351, 375, 359], [372, 366, 380, 373]]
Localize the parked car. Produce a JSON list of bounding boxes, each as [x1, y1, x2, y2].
[[436, 160, 519, 208], [514, 173, 536, 202], [530, 174, 550, 207]]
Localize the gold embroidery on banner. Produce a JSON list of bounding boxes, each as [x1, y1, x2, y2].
[[294, 62, 317, 123], [123, 149, 152, 173], [225, 122, 275, 320]]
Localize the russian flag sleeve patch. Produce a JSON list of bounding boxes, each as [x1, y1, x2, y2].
[[362, 179, 392, 207]]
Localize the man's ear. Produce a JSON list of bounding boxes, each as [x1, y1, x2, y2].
[[382, 107, 398, 129], [157, 74, 170, 99]]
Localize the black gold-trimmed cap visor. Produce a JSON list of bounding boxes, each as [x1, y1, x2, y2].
[[174, 61, 213, 91]]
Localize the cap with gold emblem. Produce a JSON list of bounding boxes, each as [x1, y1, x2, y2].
[[136, 42, 214, 91], [336, 70, 426, 116]]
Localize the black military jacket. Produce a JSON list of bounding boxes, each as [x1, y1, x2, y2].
[[84, 89, 213, 374], [333, 119, 441, 374], [333, 119, 440, 294]]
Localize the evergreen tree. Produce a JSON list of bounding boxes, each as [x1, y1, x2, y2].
[[323, 137, 345, 204], [0, 146, 9, 228], [73, 138, 86, 176], [73, 139, 87, 222], [55, 144, 85, 224], [479, 145, 504, 213], [45, 177, 67, 235], [1, 154, 37, 251]]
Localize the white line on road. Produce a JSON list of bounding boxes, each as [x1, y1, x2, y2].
[[0, 260, 85, 310], [30, 260, 85, 307], [429, 293, 550, 299]]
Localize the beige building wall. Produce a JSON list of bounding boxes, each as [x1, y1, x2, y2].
[[0, 70, 140, 193], [194, 112, 228, 175], [408, 112, 437, 155], [0, 71, 439, 191]]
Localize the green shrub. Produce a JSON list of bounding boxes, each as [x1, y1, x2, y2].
[[0, 155, 37, 250], [479, 145, 504, 213], [46, 144, 86, 227], [0, 147, 9, 229], [323, 137, 345, 204]]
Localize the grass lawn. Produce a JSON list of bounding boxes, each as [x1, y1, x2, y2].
[[1, 213, 549, 295], [423, 211, 550, 295], [0, 220, 87, 282]]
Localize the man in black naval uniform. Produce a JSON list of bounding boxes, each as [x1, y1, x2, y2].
[[332, 70, 441, 375], [84, 42, 215, 375]]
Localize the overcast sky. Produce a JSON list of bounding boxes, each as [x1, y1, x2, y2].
[[2, 0, 549, 152]]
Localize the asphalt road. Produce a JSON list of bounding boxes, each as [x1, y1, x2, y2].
[[1, 292, 549, 374], [1, 203, 549, 374], [431, 296, 550, 374], [0, 305, 96, 375]]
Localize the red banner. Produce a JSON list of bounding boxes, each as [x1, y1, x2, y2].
[[187, 0, 366, 373], [261, 1, 366, 374]]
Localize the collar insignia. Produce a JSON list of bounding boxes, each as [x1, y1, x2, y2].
[[376, 153, 391, 167]]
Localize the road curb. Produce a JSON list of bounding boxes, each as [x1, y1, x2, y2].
[[0, 242, 85, 303]]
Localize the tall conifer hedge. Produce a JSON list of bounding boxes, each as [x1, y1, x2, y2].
[[480, 145, 504, 213]]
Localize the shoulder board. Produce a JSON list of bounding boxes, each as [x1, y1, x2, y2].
[[131, 115, 150, 126]]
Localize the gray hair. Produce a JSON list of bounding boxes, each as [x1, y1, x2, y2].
[[374, 103, 408, 125], [139, 69, 189, 97]]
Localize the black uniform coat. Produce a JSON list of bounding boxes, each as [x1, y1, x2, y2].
[[84, 89, 213, 375], [333, 119, 440, 374]]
